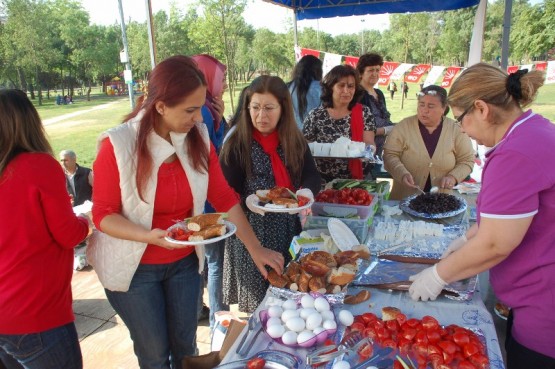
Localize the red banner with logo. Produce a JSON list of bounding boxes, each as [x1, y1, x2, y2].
[[344, 56, 359, 68], [535, 62, 547, 71], [405, 64, 431, 83], [507, 65, 519, 74], [300, 48, 320, 58], [378, 62, 400, 86], [441, 67, 462, 88]]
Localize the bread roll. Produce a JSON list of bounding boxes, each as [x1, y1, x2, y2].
[[272, 197, 298, 208], [352, 244, 371, 260], [267, 269, 288, 288], [298, 270, 312, 292], [327, 266, 355, 286], [344, 290, 371, 305], [308, 276, 326, 292], [334, 250, 359, 266], [301, 259, 330, 277], [187, 214, 223, 231], [308, 251, 337, 268], [285, 261, 301, 282], [381, 306, 401, 321], [326, 284, 342, 294], [267, 186, 291, 200], [188, 224, 226, 241], [255, 190, 270, 202]]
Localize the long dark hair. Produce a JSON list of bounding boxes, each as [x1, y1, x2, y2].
[[220, 76, 308, 183], [0, 89, 53, 176], [288, 55, 323, 120], [124, 55, 208, 199]]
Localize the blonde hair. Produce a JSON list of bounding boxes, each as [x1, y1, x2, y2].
[[448, 63, 545, 116]]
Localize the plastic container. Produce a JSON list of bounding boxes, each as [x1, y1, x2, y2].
[[302, 215, 371, 243], [311, 195, 378, 219]]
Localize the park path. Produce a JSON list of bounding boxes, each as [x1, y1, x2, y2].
[[43, 100, 121, 126]]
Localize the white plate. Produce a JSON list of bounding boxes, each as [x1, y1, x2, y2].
[[248, 192, 314, 214], [165, 220, 236, 245], [327, 218, 360, 251]]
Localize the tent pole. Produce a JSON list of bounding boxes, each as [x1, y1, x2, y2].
[[117, 0, 135, 109], [145, 0, 157, 69], [293, 9, 298, 47], [467, 0, 487, 67], [501, 0, 513, 70]]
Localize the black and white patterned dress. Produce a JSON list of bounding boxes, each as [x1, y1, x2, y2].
[[302, 106, 376, 182], [220, 141, 321, 313]]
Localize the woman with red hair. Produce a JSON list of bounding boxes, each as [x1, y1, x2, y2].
[[88, 55, 284, 369]]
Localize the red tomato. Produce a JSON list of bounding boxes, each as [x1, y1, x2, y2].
[[427, 329, 441, 344], [350, 322, 365, 333], [414, 330, 429, 345], [469, 353, 489, 368], [382, 338, 397, 350], [404, 318, 421, 329], [453, 331, 471, 347], [393, 361, 405, 369], [375, 326, 391, 340], [363, 327, 377, 339], [442, 350, 454, 365], [400, 327, 417, 341], [412, 343, 428, 358], [458, 360, 477, 369], [421, 316, 440, 331], [463, 342, 480, 358], [396, 313, 407, 326], [246, 357, 265, 369], [397, 337, 412, 355], [438, 340, 458, 355], [297, 195, 310, 206], [361, 312, 378, 324], [385, 319, 400, 332]]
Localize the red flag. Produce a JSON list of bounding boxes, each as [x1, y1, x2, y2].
[[507, 65, 519, 74], [535, 62, 547, 71], [344, 56, 359, 68], [441, 67, 462, 88], [301, 48, 320, 58], [405, 64, 431, 83], [378, 62, 400, 86]]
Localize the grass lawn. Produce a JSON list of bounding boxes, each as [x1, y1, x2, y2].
[[43, 82, 555, 169]]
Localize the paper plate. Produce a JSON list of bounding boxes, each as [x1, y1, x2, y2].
[[327, 218, 360, 251], [165, 220, 236, 245]]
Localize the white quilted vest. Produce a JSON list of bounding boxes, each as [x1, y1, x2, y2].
[[87, 112, 209, 292]]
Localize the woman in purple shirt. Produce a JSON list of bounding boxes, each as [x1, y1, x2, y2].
[[409, 63, 555, 369]]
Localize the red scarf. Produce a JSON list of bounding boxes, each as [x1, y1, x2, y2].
[[348, 103, 364, 179], [253, 130, 294, 190]]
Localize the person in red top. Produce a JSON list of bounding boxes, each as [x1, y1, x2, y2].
[[89, 55, 284, 369], [0, 89, 90, 369]]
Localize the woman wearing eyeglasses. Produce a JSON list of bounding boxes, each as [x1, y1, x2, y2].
[[383, 84, 474, 200], [356, 53, 394, 157], [219, 75, 321, 313], [303, 64, 376, 182], [409, 64, 555, 369]]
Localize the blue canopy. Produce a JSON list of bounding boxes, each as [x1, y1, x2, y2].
[[263, 0, 480, 21]]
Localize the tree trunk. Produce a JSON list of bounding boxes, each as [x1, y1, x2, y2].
[[87, 80, 92, 101], [17, 68, 27, 92], [29, 83, 35, 99], [36, 67, 42, 106]]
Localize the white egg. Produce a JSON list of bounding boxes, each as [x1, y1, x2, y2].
[[281, 330, 298, 345], [332, 360, 351, 369], [313, 297, 330, 312], [338, 310, 354, 326], [300, 294, 315, 309], [322, 319, 337, 330], [286, 317, 306, 332], [305, 312, 323, 331], [297, 330, 316, 344], [299, 308, 317, 320], [281, 309, 299, 323], [268, 305, 283, 318], [266, 317, 282, 327], [321, 310, 335, 321], [266, 323, 285, 339], [282, 299, 297, 311]]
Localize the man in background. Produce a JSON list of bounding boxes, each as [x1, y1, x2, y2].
[[60, 149, 93, 206]]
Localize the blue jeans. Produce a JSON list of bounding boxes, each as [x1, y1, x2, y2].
[[105, 255, 200, 369], [198, 240, 229, 329], [0, 322, 82, 369]]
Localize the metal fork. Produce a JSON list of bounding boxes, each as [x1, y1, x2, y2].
[[306, 331, 370, 366], [235, 316, 256, 355]]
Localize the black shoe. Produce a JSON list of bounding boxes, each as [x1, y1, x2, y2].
[[198, 305, 210, 321]]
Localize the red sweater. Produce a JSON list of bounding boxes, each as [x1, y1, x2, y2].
[[92, 139, 239, 264], [0, 153, 89, 334]]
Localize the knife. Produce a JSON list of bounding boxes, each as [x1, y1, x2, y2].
[[378, 254, 440, 264], [353, 280, 459, 297], [237, 321, 263, 357]]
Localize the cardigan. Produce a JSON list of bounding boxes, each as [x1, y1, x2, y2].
[[383, 115, 475, 200], [0, 153, 89, 334]]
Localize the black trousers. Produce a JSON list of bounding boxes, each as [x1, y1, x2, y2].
[[506, 310, 555, 369]]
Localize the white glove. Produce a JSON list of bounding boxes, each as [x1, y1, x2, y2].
[[441, 235, 467, 258], [408, 264, 447, 301], [245, 194, 266, 216]]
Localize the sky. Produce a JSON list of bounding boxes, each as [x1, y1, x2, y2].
[[79, 0, 390, 37]]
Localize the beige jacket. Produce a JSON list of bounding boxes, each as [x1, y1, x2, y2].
[[383, 115, 475, 200], [87, 112, 209, 292]]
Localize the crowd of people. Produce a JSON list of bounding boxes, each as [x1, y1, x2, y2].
[[0, 53, 553, 369]]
